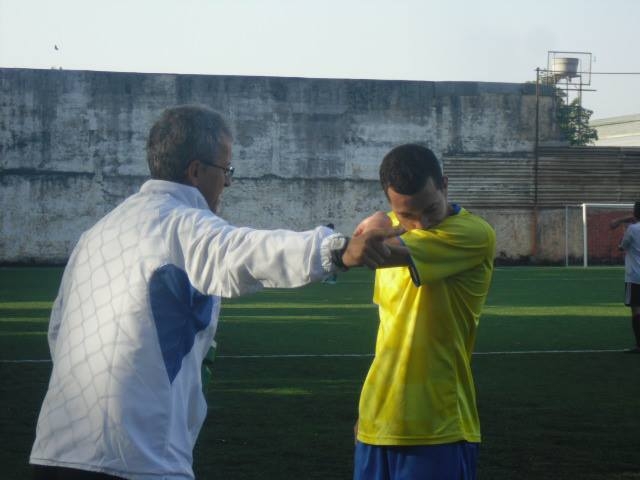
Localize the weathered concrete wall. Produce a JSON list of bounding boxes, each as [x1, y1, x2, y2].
[[487, 207, 575, 265], [0, 68, 559, 263]]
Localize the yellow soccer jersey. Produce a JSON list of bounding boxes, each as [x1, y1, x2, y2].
[[357, 206, 495, 446]]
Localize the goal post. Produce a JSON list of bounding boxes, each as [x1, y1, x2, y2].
[[565, 203, 633, 267]]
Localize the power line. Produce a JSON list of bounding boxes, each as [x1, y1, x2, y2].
[[537, 70, 640, 75], [589, 72, 640, 75]]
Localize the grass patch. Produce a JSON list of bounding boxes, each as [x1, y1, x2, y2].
[[1, 266, 637, 480]]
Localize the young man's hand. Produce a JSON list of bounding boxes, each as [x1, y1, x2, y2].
[[353, 211, 393, 236], [342, 227, 408, 269]]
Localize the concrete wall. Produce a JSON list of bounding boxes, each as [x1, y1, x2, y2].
[[0, 68, 559, 263]]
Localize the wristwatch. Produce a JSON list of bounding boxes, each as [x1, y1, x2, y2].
[[328, 235, 350, 271]]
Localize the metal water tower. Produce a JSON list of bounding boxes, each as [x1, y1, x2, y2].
[[533, 51, 594, 228], [551, 57, 579, 82], [546, 51, 593, 108]]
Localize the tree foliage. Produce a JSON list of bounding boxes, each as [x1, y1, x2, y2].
[[556, 97, 599, 146], [530, 72, 599, 146]]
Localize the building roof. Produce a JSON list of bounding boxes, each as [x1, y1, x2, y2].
[[591, 114, 640, 146]]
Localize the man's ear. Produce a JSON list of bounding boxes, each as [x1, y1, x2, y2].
[[184, 160, 200, 187], [442, 175, 449, 190]]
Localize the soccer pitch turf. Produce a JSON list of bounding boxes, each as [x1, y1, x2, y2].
[[1, 266, 639, 479]]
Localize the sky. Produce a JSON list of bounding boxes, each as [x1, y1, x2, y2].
[[1, 0, 639, 120]]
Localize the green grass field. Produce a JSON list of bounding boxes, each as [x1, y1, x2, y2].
[[1, 266, 639, 479]]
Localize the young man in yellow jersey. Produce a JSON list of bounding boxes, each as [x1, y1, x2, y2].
[[353, 144, 496, 480]]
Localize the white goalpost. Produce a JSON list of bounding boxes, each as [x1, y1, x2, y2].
[[565, 203, 633, 267]]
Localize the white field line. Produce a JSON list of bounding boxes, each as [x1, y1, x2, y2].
[[0, 348, 628, 363]]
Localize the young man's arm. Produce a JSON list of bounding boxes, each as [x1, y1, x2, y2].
[[403, 222, 496, 285], [350, 211, 410, 268], [341, 228, 409, 269]]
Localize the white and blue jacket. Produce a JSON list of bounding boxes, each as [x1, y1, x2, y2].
[[30, 180, 337, 479]]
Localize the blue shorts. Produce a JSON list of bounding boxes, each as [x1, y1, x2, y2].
[[354, 441, 479, 480]]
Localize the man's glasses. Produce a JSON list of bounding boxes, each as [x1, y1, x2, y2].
[[201, 161, 234, 179]]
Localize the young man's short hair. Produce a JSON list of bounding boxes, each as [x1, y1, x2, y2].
[[634, 201, 640, 219], [379, 144, 444, 195]]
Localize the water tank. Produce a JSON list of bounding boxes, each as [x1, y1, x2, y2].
[[552, 57, 579, 79]]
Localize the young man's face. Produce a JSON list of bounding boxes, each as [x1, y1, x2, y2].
[[386, 176, 449, 231]]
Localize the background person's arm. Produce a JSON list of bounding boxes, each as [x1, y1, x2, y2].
[[611, 215, 636, 229]]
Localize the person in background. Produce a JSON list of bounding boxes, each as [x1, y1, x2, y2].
[[611, 202, 640, 353], [353, 144, 496, 480]]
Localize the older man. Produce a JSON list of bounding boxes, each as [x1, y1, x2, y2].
[[30, 105, 402, 480]]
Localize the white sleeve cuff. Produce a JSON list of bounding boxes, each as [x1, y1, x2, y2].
[[320, 232, 347, 273]]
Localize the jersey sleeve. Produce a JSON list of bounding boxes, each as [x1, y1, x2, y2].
[[402, 217, 495, 286]]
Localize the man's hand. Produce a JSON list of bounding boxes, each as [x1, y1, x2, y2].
[[342, 227, 408, 269], [353, 211, 392, 237]]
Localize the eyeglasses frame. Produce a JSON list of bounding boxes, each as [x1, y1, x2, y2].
[[200, 161, 235, 179]]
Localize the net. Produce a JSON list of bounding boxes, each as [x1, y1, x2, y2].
[[565, 203, 633, 266]]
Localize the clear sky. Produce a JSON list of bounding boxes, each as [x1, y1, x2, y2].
[[1, 0, 639, 119]]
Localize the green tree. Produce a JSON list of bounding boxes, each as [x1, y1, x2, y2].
[[530, 73, 599, 146], [556, 97, 599, 146]]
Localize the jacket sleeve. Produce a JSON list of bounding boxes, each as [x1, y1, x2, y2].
[[174, 209, 336, 298]]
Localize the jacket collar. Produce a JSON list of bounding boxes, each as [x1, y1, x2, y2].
[[139, 179, 210, 210]]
